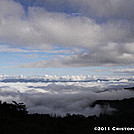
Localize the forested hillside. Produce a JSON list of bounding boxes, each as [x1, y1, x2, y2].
[[0, 98, 134, 134]]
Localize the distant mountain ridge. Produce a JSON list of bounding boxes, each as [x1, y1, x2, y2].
[[91, 97, 134, 114], [0, 78, 110, 83]]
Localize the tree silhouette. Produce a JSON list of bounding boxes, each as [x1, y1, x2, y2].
[[0, 98, 134, 134], [12, 101, 28, 114]]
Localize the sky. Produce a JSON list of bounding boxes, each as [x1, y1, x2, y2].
[[0, 0, 134, 76], [0, 0, 134, 116]]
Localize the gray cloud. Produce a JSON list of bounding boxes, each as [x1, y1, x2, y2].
[[16, 42, 134, 68], [92, 66, 134, 75], [0, 0, 133, 48], [14, 0, 134, 20], [0, 80, 134, 116], [56, 0, 134, 21], [1, 0, 134, 68], [110, 67, 134, 75]]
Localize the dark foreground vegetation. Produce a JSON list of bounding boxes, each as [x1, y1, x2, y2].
[[0, 98, 134, 134]]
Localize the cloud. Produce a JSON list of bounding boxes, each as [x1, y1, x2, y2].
[[0, 79, 134, 116], [0, 45, 29, 52], [0, 0, 134, 68], [57, 0, 134, 21], [14, 0, 134, 21], [14, 54, 44, 59], [0, 6, 102, 49], [111, 67, 134, 75], [16, 42, 134, 68], [2, 0, 134, 117], [92, 66, 134, 75], [0, 0, 133, 49], [0, 45, 79, 55]]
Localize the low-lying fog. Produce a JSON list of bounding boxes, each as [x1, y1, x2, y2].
[[0, 78, 134, 116]]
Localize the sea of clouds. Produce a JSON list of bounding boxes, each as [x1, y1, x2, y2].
[[0, 75, 134, 116]]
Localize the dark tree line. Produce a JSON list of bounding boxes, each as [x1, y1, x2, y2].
[[0, 98, 134, 134]]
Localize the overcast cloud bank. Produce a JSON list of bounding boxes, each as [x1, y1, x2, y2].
[[0, 0, 134, 68]]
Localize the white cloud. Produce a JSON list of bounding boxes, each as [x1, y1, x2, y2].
[[0, 44, 79, 55], [0, 45, 29, 52], [14, 54, 44, 59]]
